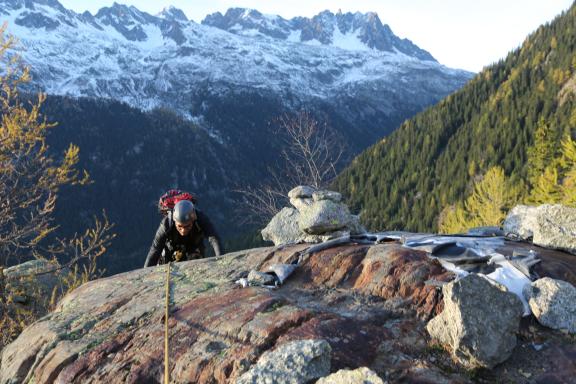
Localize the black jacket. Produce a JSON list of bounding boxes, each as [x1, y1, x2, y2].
[[144, 210, 222, 267]]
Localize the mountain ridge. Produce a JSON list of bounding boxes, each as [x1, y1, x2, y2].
[[1, 0, 471, 140], [201, 8, 435, 61]]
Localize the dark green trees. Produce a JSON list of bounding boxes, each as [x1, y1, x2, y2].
[[334, 5, 576, 232]]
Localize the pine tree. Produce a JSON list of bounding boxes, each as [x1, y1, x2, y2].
[[527, 118, 558, 185]]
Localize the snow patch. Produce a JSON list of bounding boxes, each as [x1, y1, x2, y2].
[[286, 29, 301, 43], [302, 38, 322, 46], [332, 27, 370, 51]]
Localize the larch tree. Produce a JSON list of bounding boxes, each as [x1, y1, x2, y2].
[[0, 25, 115, 348]]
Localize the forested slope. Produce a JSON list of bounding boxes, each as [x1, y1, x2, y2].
[[335, 5, 576, 232]]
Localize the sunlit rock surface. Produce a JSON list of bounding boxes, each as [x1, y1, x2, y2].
[[1, 237, 575, 383]]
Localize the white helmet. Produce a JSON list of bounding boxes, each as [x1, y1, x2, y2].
[[173, 200, 196, 223]]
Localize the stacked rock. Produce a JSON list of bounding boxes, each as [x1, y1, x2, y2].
[[261, 186, 366, 246]]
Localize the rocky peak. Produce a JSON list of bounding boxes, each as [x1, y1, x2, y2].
[[95, 2, 156, 41], [77, 10, 102, 30], [4, 0, 73, 29], [95, 2, 147, 23], [0, 0, 66, 12], [157, 5, 188, 22], [297, 10, 336, 45], [203, 7, 435, 60], [0, 242, 453, 382], [3, 198, 576, 382], [202, 7, 292, 40]]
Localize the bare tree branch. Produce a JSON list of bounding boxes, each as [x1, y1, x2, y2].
[[236, 110, 345, 225]]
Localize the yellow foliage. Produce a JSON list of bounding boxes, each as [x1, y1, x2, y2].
[[570, 107, 576, 128], [551, 36, 558, 50], [464, 167, 521, 225], [552, 68, 567, 85], [531, 51, 544, 68], [438, 203, 468, 234], [562, 169, 576, 206], [439, 167, 521, 233], [526, 166, 562, 204], [1, 25, 91, 260], [560, 133, 576, 165], [524, 133, 576, 207], [560, 135, 576, 206], [467, 160, 477, 177], [0, 26, 114, 348]]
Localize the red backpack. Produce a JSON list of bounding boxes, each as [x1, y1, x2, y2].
[[158, 189, 197, 216]]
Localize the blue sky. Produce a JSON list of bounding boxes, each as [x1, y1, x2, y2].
[[58, 0, 574, 72]]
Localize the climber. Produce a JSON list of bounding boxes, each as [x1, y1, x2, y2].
[[144, 199, 222, 267]]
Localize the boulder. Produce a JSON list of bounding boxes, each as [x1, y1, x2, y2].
[[290, 197, 314, 212], [504, 204, 576, 254], [264, 186, 365, 245], [247, 270, 276, 286], [316, 367, 385, 384], [262, 207, 301, 245], [426, 274, 524, 369], [523, 277, 576, 334], [289, 186, 317, 211], [299, 200, 352, 235], [503, 205, 539, 239], [532, 204, 576, 254], [288, 186, 315, 199], [236, 339, 331, 384], [3, 259, 67, 302], [349, 215, 367, 235], [312, 190, 342, 202]]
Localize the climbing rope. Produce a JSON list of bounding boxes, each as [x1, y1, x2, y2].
[[164, 262, 171, 384]]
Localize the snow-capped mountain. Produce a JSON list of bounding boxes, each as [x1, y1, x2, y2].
[[202, 8, 435, 61], [0, 0, 477, 270], [1, 0, 472, 141]]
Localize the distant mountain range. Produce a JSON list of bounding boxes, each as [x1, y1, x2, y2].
[[201, 8, 435, 61], [0, 0, 474, 273], [1, 0, 471, 140]]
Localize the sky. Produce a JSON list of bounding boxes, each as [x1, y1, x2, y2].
[[58, 0, 575, 72]]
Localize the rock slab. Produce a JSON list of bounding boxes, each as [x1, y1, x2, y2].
[[316, 367, 385, 384], [523, 277, 576, 334], [426, 274, 524, 369], [236, 339, 331, 384]]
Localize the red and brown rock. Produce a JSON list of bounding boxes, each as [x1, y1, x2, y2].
[[1, 240, 575, 383]]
